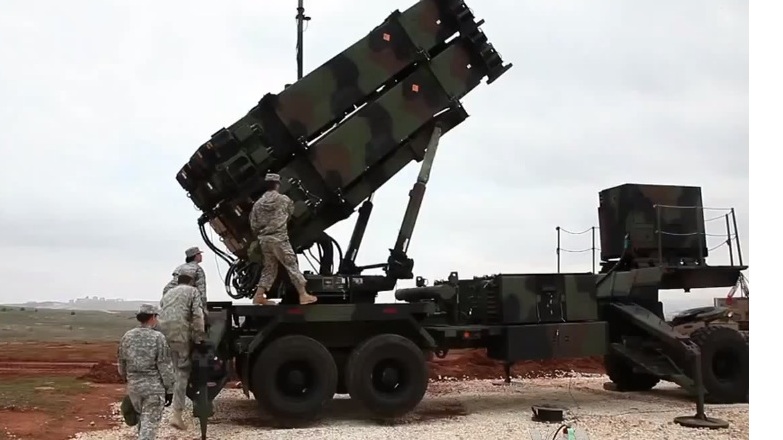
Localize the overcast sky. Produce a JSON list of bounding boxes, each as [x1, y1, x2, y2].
[[0, 0, 748, 314]]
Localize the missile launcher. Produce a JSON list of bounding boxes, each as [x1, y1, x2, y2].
[[175, 0, 512, 303]]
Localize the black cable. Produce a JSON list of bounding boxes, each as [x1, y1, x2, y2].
[[302, 252, 318, 272], [198, 222, 234, 265], [329, 234, 344, 267], [307, 249, 319, 265], [214, 223, 347, 297], [313, 234, 334, 275], [550, 423, 569, 440], [224, 259, 261, 299]]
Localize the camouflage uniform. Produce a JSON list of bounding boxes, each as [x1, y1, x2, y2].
[[162, 247, 207, 317], [158, 265, 206, 421], [117, 304, 175, 440], [249, 174, 308, 291]]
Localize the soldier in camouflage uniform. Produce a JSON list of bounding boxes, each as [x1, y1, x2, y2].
[[158, 265, 206, 430], [163, 246, 207, 317], [249, 173, 318, 306], [117, 304, 175, 440]]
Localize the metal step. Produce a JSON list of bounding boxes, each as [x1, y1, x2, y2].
[[611, 343, 695, 391]]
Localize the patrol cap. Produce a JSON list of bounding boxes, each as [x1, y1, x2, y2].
[[177, 265, 198, 278], [185, 246, 202, 258], [138, 304, 159, 315], [265, 173, 281, 182]]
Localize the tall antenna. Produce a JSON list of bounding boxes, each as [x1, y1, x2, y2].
[[296, 1, 310, 80]]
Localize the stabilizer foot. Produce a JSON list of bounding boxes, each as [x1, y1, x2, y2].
[[673, 415, 729, 429], [492, 362, 521, 386]]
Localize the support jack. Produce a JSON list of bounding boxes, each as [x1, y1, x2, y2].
[[493, 362, 524, 386], [673, 353, 729, 429]]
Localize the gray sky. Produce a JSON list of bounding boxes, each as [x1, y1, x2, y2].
[[0, 0, 748, 315]]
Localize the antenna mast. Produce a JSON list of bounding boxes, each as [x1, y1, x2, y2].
[[296, 1, 310, 80]]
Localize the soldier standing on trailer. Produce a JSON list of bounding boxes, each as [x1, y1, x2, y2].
[[158, 266, 207, 430], [249, 173, 318, 306], [162, 246, 207, 317], [117, 304, 175, 440]]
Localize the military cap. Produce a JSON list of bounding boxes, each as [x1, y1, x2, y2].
[[138, 304, 159, 315], [265, 173, 281, 182], [120, 395, 139, 426], [185, 246, 202, 258], [177, 265, 198, 278]]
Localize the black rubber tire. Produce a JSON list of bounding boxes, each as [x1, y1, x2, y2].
[[604, 352, 660, 391], [690, 326, 749, 403], [251, 335, 337, 420], [345, 334, 428, 418]]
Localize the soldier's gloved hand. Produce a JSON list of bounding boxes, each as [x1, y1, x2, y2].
[[164, 393, 173, 407]]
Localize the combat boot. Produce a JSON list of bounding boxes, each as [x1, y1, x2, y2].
[[170, 409, 186, 429]]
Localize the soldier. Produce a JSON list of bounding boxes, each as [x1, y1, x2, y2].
[[158, 266, 206, 430], [249, 173, 318, 306], [163, 246, 207, 316], [117, 304, 175, 440]]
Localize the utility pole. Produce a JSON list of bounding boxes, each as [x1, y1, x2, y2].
[[296, 1, 310, 80]]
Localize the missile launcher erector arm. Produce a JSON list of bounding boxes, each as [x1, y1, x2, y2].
[[176, 0, 511, 302]]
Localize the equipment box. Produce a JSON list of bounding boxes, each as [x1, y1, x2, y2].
[[497, 273, 598, 324], [489, 321, 608, 362]]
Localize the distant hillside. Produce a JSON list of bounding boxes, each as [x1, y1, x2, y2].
[[0, 307, 135, 342], [2, 296, 150, 312], [3, 291, 728, 317]]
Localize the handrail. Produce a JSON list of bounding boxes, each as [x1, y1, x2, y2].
[[653, 205, 744, 267], [556, 205, 744, 273]]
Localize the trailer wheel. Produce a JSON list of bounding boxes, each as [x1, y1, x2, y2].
[[604, 352, 660, 391], [690, 326, 749, 403], [345, 334, 428, 418], [251, 335, 337, 420]]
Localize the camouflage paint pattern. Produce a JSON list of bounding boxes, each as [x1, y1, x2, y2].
[[309, 39, 484, 191], [281, 111, 468, 254], [342, 107, 467, 206], [270, 0, 465, 143], [494, 273, 598, 324], [177, 115, 268, 212], [595, 266, 663, 299], [487, 322, 608, 362], [598, 183, 708, 262]]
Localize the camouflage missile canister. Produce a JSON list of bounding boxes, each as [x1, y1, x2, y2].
[[598, 183, 708, 263], [308, 38, 485, 191], [341, 106, 467, 207], [177, 116, 270, 212], [257, 0, 471, 145], [175, 0, 512, 258]]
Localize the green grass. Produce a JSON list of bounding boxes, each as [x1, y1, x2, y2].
[[0, 308, 136, 342], [0, 376, 90, 411]]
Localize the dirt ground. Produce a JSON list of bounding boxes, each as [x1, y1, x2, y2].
[[0, 342, 122, 440], [0, 341, 605, 439], [427, 349, 604, 380]]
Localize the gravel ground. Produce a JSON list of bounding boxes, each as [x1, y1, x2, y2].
[[72, 375, 748, 440]]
